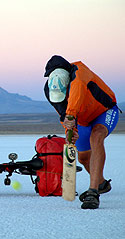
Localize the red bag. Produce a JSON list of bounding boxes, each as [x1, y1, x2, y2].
[[35, 135, 65, 196]]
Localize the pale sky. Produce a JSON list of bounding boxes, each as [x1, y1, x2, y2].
[[0, 0, 125, 102]]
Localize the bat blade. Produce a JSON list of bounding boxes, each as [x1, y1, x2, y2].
[[62, 143, 76, 201]]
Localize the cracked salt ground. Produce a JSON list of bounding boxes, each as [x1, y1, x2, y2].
[[0, 134, 124, 239]]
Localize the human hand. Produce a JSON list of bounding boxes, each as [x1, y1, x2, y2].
[[66, 129, 79, 144], [63, 115, 76, 130]]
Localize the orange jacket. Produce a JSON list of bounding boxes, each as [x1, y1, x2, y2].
[[66, 61, 116, 126]]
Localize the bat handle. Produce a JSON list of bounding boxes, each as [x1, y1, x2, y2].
[[68, 130, 73, 144], [67, 116, 74, 144]]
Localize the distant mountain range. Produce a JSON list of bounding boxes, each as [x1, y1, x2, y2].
[[0, 87, 54, 114], [0, 87, 124, 114]]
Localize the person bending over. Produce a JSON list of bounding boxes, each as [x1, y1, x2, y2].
[[44, 55, 119, 209]]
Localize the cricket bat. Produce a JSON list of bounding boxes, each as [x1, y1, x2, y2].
[[62, 122, 77, 201]]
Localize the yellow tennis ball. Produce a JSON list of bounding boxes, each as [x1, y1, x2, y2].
[[11, 181, 21, 190]]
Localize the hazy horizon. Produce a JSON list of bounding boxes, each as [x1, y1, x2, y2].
[[0, 0, 125, 103], [0, 85, 125, 104]]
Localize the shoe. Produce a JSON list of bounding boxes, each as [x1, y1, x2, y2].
[[80, 189, 100, 209], [79, 179, 112, 202], [98, 179, 112, 194]]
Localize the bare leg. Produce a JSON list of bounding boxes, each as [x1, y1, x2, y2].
[[78, 124, 108, 188], [78, 150, 91, 173], [89, 124, 108, 189]]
